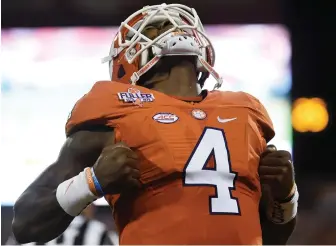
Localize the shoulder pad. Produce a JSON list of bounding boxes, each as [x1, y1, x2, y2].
[[214, 90, 275, 143], [241, 92, 275, 143], [65, 81, 121, 136]]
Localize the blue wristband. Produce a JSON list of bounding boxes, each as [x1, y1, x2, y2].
[[90, 168, 105, 197]]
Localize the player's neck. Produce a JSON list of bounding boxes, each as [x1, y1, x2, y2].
[[150, 63, 199, 97]]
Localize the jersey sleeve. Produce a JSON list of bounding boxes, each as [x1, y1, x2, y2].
[[65, 81, 119, 136], [243, 92, 275, 144]]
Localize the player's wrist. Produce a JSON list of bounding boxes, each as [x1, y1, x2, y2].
[[85, 167, 105, 197], [56, 169, 99, 216], [268, 184, 299, 224], [276, 182, 296, 203]]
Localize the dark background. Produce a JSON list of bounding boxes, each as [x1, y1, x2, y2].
[[2, 0, 335, 244]]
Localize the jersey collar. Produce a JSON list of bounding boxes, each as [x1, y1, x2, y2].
[[170, 90, 208, 103]]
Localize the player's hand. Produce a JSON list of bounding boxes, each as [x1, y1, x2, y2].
[[93, 142, 141, 194], [259, 145, 295, 201]]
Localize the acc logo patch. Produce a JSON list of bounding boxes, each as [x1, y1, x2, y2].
[[118, 88, 155, 104], [153, 113, 179, 124]]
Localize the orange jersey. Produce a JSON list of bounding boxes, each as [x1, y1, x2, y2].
[[66, 81, 275, 245]]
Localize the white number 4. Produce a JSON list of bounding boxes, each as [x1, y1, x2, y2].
[[183, 127, 241, 214]]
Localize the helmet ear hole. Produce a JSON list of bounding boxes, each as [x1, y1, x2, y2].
[[118, 65, 126, 78]]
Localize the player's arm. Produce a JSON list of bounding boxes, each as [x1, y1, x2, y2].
[[259, 148, 298, 245], [244, 93, 297, 244], [12, 128, 113, 243], [260, 205, 297, 245], [12, 81, 140, 244]]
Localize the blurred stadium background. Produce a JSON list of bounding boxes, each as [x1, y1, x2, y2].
[[1, 0, 335, 244]]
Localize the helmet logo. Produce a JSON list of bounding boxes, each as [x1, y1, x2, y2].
[[126, 48, 137, 62]]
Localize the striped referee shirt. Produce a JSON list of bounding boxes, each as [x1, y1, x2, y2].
[[7, 216, 115, 245]]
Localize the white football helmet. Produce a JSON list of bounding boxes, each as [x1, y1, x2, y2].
[[102, 3, 222, 89]]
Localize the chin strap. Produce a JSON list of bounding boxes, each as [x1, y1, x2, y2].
[[128, 54, 223, 90], [197, 56, 223, 90], [130, 55, 161, 85]]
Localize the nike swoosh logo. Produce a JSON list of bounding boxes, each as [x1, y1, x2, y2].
[[217, 116, 237, 123], [64, 179, 74, 194]]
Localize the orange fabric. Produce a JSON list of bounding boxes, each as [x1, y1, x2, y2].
[[111, 43, 141, 84], [66, 81, 274, 245], [111, 13, 145, 84]]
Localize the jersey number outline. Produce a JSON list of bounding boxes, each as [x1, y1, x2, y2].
[[183, 127, 241, 215]]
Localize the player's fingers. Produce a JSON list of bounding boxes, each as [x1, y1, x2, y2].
[[259, 166, 284, 175], [260, 156, 290, 167], [102, 152, 138, 170], [126, 149, 139, 160], [260, 156, 282, 166], [124, 158, 140, 169], [259, 174, 278, 183], [103, 143, 138, 159], [264, 150, 292, 160], [126, 177, 142, 189], [260, 173, 289, 186], [103, 142, 130, 152], [260, 145, 277, 158], [117, 146, 139, 160], [266, 144, 277, 151], [267, 150, 291, 159], [130, 168, 141, 179], [121, 167, 140, 188]]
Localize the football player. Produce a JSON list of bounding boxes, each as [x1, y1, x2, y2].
[[12, 4, 297, 245]]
